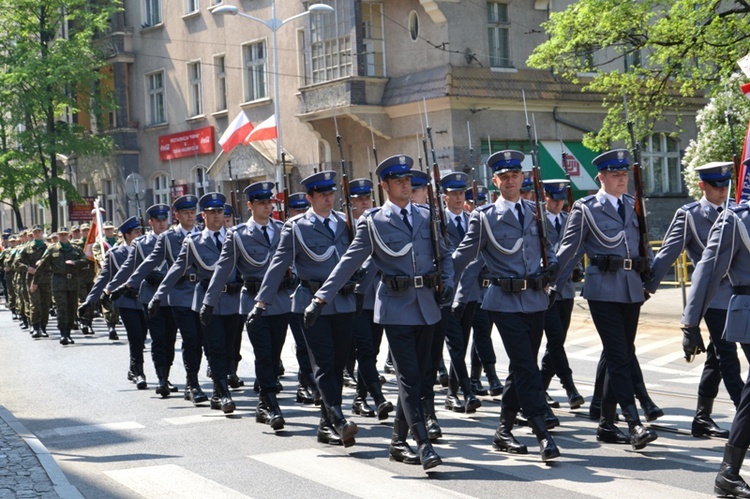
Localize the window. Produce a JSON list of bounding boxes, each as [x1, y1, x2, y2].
[[362, 3, 385, 77], [242, 41, 267, 102], [487, 2, 511, 68], [186, 0, 198, 14], [214, 55, 227, 112], [144, 0, 161, 27], [152, 173, 170, 205], [310, 0, 352, 83], [104, 180, 116, 220], [187, 61, 203, 117], [625, 46, 643, 72], [194, 166, 210, 197], [409, 11, 419, 42], [146, 70, 166, 125], [641, 133, 682, 195]]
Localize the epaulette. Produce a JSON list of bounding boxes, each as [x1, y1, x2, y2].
[[272, 219, 284, 228], [623, 193, 634, 199], [134, 234, 148, 243], [680, 200, 700, 211], [188, 231, 202, 239], [579, 194, 597, 204], [730, 202, 749, 213], [362, 207, 381, 218], [477, 203, 494, 213], [414, 203, 430, 210], [286, 212, 306, 224], [229, 223, 247, 234]]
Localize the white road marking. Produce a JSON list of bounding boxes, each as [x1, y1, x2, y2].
[[105, 464, 251, 498], [36, 421, 144, 438]]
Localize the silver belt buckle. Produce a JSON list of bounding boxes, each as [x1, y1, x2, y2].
[[482, 279, 491, 288], [222, 285, 228, 293], [520, 280, 527, 291], [66, 274, 72, 279], [189, 274, 197, 282], [414, 276, 424, 288], [623, 259, 632, 271]]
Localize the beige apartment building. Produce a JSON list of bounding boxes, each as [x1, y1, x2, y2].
[[5, 0, 698, 235]]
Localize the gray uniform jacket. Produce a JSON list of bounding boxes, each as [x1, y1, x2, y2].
[[86, 243, 139, 310], [125, 226, 198, 309], [682, 204, 750, 343], [646, 198, 732, 310], [547, 211, 576, 300], [316, 202, 454, 325], [107, 232, 164, 305], [203, 220, 290, 316], [256, 209, 355, 315], [555, 191, 649, 304], [154, 229, 240, 315], [453, 198, 556, 313]]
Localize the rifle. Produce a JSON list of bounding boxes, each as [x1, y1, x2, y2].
[[522, 91, 550, 269], [281, 152, 290, 221], [423, 98, 447, 238], [333, 112, 354, 241], [369, 120, 384, 206], [468, 121, 478, 206], [623, 93, 651, 271], [227, 160, 242, 224], [426, 182, 444, 296]]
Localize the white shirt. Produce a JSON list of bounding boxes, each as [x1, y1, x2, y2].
[[600, 190, 624, 212], [178, 225, 199, 237], [249, 218, 275, 241], [205, 227, 226, 245], [497, 196, 525, 222], [384, 200, 413, 228], [546, 211, 562, 227], [449, 210, 467, 230], [312, 211, 338, 235]]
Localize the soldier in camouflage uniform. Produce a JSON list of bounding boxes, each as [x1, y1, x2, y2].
[[10, 230, 31, 330], [72, 223, 96, 334], [93, 221, 120, 337], [16, 225, 50, 338], [0, 230, 9, 300], [31, 227, 91, 345], [1, 235, 19, 319]]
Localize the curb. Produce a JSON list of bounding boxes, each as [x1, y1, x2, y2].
[[0, 404, 84, 499]]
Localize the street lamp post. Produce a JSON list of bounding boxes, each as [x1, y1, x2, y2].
[[212, 2, 334, 188]]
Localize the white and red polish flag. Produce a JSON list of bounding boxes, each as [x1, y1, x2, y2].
[[218, 111, 254, 154]]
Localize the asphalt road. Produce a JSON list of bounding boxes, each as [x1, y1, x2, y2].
[[0, 286, 744, 498]]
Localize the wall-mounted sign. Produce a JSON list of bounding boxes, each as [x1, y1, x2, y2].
[[159, 126, 215, 161]]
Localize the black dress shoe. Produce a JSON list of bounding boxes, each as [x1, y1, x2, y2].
[[567, 391, 585, 409], [221, 396, 235, 414], [167, 381, 178, 393], [210, 395, 222, 410], [384, 359, 395, 374], [256, 402, 271, 424], [379, 375, 386, 386], [228, 374, 244, 389], [351, 396, 375, 417], [389, 441, 420, 464], [184, 386, 209, 405], [155, 383, 171, 398], [487, 377, 503, 397], [59, 335, 69, 345], [545, 391, 561, 408], [516, 414, 529, 426], [135, 374, 147, 390], [545, 409, 560, 429], [596, 422, 630, 444], [471, 378, 488, 396], [426, 418, 442, 441], [464, 393, 482, 413], [343, 370, 357, 389], [539, 437, 561, 462], [317, 425, 342, 445], [642, 402, 664, 422], [81, 325, 94, 335], [127, 369, 136, 382], [377, 400, 394, 420], [108, 328, 119, 340], [296, 383, 314, 404], [438, 370, 449, 388], [492, 429, 528, 454], [629, 424, 658, 450], [715, 444, 750, 498], [418, 443, 443, 470], [445, 394, 465, 413], [692, 414, 730, 438]]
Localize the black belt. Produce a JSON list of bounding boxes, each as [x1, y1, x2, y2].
[[244, 279, 261, 294], [733, 286, 750, 295], [381, 272, 440, 292], [177, 273, 198, 285], [301, 279, 355, 296], [200, 279, 242, 295], [144, 273, 164, 286], [591, 255, 648, 273], [55, 273, 75, 279], [492, 275, 547, 293]]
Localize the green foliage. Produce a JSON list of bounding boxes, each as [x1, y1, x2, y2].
[[528, 0, 750, 149], [682, 74, 750, 200], [0, 0, 121, 228]]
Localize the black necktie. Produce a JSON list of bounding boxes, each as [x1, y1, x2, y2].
[[261, 225, 270, 245], [516, 203, 524, 227], [717, 206, 724, 214], [555, 216, 562, 235], [401, 208, 412, 232], [455, 216, 465, 239], [214, 231, 222, 251], [323, 218, 335, 238], [617, 198, 626, 222]]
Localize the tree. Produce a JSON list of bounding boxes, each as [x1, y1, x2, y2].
[[0, 0, 120, 231], [527, 0, 750, 151], [682, 73, 750, 199]]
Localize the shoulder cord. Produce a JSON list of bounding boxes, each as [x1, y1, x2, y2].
[[185, 236, 216, 272], [366, 216, 411, 257], [579, 202, 631, 257], [291, 222, 338, 262], [684, 210, 705, 251], [234, 230, 270, 267], [478, 210, 524, 255]]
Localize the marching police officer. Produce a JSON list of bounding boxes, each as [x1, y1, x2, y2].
[[154, 192, 241, 414], [256, 170, 358, 447], [680, 165, 750, 497], [554, 149, 658, 450], [307, 156, 453, 470], [647, 162, 742, 438], [202, 182, 289, 429], [107, 204, 175, 395], [452, 150, 560, 462], [31, 227, 90, 345], [116, 195, 200, 398]]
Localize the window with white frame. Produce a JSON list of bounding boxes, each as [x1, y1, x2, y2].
[[310, 0, 352, 83], [214, 55, 227, 112], [146, 70, 166, 125], [194, 166, 210, 197], [242, 40, 267, 102], [152, 173, 170, 205], [144, 0, 162, 27], [641, 133, 683, 195], [362, 3, 385, 77], [487, 2, 511, 68], [186, 0, 198, 14], [187, 61, 203, 117]]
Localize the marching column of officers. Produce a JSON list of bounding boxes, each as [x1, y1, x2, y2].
[[1, 152, 750, 497]]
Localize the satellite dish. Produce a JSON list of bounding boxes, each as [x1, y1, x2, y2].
[[125, 173, 146, 201]]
